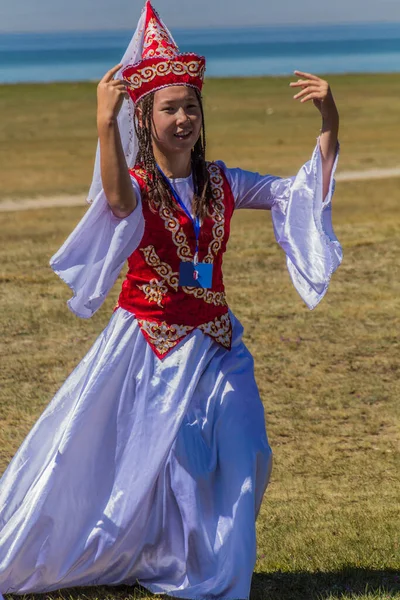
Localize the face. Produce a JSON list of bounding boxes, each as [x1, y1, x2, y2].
[[149, 85, 202, 156]]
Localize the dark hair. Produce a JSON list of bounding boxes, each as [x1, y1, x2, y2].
[[134, 88, 212, 220]]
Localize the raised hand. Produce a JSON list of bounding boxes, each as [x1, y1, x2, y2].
[[290, 70, 338, 121], [97, 64, 129, 125]]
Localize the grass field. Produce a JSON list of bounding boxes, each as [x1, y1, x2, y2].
[[0, 75, 399, 600], [1, 73, 400, 200]]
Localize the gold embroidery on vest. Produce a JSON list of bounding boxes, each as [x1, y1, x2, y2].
[[140, 245, 179, 291], [131, 166, 147, 179], [181, 286, 227, 306], [204, 163, 226, 263], [137, 278, 168, 308], [140, 246, 227, 306], [134, 164, 228, 308], [137, 319, 195, 356], [143, 163, 226, 263], [198, 313, 232, 349], [157, 205, 192, 261]]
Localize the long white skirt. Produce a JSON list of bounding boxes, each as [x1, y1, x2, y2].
[[0, 308, 272, 600]]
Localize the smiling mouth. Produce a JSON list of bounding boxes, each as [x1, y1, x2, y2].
[[174, 131, 192, 139]]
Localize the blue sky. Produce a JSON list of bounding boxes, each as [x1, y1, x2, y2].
[[1, 0, 400, 32]]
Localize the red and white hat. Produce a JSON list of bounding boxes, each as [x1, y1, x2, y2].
[[122, 1, 206, 104], [88, 1, 205, 204]]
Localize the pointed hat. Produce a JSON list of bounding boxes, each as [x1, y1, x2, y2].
[[122, 1, 206, 104]]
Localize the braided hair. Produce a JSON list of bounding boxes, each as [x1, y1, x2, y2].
[[134, 88, 212, 220]]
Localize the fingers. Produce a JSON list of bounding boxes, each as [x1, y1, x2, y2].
[[97, 79, 129, 104], [293, 85, 325, 102], [290, 79, 318, 88], [298, 92, 320, 103], [290, 70, 329, 105], [111, 85, 129, 100], [293, 86, 319, 100], [100, 63, 123, 83], [98, 75, 128, 95], [293, 70, 320, 81], [115, 83, 129, 97], [109, 79, 128, 89]]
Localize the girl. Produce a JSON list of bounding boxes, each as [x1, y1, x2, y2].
[[0, 2, 341, 599]]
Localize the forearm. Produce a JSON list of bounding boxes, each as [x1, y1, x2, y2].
[[290, 72, 339, 200], [98, 116, 137, 218], [319, 108, 339, 200]]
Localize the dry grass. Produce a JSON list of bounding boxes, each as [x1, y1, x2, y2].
[[0, 76, 399, 599], [1, 177, 399, 600], [1, 73, 400, 199]]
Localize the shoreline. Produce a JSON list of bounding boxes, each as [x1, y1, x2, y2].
[[1, 71, 400, 86]]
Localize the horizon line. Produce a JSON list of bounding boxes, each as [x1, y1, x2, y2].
[[1, 19, 400, 36]]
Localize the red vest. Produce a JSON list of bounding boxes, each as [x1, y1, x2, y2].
[[116, 162, 235, 359]]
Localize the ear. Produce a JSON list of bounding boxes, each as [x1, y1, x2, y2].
[[135, 106, 143, 128]]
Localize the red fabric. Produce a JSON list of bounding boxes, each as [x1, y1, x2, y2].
[[117, 163, 235, 358], [142, 1, 179, 59], [122, 54, 205, 105], [122, 1, 205, 104]]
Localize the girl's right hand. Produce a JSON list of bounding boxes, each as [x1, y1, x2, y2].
[[97, 64, 129, 125]]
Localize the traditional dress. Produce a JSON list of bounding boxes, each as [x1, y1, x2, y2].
[[0, 3, 342, 599]]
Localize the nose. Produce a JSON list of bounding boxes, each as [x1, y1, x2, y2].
[[176, 107, 190, 126]]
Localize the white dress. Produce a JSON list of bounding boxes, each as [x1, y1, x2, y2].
[[0, 141, 342, 600]]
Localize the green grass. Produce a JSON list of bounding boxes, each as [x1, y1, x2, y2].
[[1, 76, 399, 599]]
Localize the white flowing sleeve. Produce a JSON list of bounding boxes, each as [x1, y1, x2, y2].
[[49, 177, 145, 318], [217, 138, 342, 309]]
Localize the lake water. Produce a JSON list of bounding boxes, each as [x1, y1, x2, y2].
[[1, 22, 400, 83]]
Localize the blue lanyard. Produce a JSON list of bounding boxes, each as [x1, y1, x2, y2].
[[157, 167, 201, 264]]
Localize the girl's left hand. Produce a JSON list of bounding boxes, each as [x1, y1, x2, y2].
[[290, 70, 338, 120]]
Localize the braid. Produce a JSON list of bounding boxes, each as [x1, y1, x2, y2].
[[134, 88, 213, 219], [135, 93, 172, 213], [191, 88, 212, 221]]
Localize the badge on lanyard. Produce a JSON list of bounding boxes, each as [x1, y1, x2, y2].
[[179, 261, 213, 288], [158, 167, 214, 289]]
